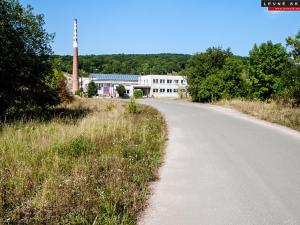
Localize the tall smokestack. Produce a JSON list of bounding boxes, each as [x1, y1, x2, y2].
[[72, 18, 79, 94]]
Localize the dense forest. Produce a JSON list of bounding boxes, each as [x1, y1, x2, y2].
[[52, 54, 191, 76]]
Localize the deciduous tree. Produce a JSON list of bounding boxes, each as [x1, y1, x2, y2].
[[0, 0, 56, 116], [249, 41, 288, 100]]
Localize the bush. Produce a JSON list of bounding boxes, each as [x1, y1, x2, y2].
[[133, 89, 143, 99], [128, 98, 138, 114], [178, 87, 187, 99], [56, 76, 73, 103], [116, 84, 126, 97], [87, 81, 97, 98], [69, 136, 94, 157], [281, 65, 300, 105], [75, 88, 84, 96], [197, 74, 225, 102]]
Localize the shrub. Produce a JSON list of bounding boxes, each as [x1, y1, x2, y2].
[[178, 87, 187, 99], [87, 81, 97, 98], [69, 136, 93, 157], [116, 84, 126, 97], [133, 89, 143, 99], [128, 98, 138, 114], [75, 88, 84, 96], [281, 65, 300, 106], [56, 76, 73, 103], [198, 74, 225, 102]]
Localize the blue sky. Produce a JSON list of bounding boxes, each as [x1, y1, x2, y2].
[[20, 0, 300, 56]]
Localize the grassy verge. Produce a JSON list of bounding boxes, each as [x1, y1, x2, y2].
[[0, 98, 166, 224], [217, 99, 300, 132]]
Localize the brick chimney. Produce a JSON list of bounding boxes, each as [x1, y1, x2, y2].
[[72, 18, 79, 94]]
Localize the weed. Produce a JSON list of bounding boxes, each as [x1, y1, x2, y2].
[[128, 98, 138, 114], [0, 98, 166, 224], [217, 99, 300, 131], [69, 136, 94, 157]]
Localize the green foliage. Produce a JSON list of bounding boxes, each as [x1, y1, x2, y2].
[[0, 0, 57, 117], [184, 47, 246, 102], [45, 69, 72, 103], [249, 41, 288, 100], [122, 147, 143, 162], [197, 74, 225, 102], [52, 54, 191, 75], [128, 98, 138, 114], [281, 64, 300, 105], [69, 136, 94, 157], [133, 89, 144, 99], [75, 88, 84, 96], [87, 81, 97, 98], [116, 84, 126, 97], [220, 57, 248, 98], [286, 30, 300, 63], [45, 69, 64, 89]]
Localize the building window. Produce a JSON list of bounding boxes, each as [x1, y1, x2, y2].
[[153, 79, 159, 84], [153, 88, 158, 93], [174, 89, 178, 93], [126, 90, 130, 94], [160, 89, 165, 93], [160, 79, 165, 84], [167, 79, 172, 84], [181, 80, 184, 84], [174, 80, 179, 84], [167, 89, 173, 93]]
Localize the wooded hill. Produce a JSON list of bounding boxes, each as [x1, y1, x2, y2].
[[52, 54, 191, 76]]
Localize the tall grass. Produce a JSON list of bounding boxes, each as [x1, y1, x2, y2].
[[217, 99, 300, 131], [0, 98, 166, 224]]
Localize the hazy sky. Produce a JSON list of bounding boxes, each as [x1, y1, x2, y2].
[[20, 0, 300, 56]]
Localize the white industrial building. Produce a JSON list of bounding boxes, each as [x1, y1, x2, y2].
[[137, 75, 187, 98], [80, 74, 187, 98]]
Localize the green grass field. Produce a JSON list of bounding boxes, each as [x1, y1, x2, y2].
[[0, 98, 166, 224]]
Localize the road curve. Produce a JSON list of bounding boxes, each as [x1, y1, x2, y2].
[[138, 99, 300, 225]]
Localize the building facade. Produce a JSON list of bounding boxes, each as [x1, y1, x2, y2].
[[138, 75, 187, 98], [80, 74, 187, 98]]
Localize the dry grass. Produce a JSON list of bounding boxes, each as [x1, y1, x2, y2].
[[0, 98, 166, 224], [217, 99, 300, 131]]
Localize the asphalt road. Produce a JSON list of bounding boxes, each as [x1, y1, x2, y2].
[[138, 99, 300, 225]]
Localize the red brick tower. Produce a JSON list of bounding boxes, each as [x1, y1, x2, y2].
[[72, 18, 79, 94]]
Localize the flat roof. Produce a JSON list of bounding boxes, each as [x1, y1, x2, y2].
[[90, 73, 140, 82]]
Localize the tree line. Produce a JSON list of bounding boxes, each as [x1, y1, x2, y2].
[[182, 36, 300, 105], [52, 54, 191, 76]]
